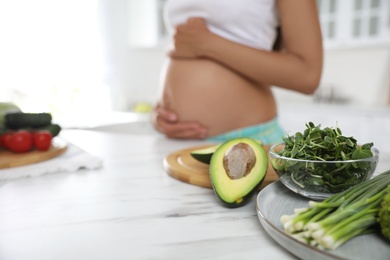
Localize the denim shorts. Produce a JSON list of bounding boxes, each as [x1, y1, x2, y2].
[[207, 117, 285, 145]]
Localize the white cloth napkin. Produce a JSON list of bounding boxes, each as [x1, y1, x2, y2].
[[0, 142, 103, 180]]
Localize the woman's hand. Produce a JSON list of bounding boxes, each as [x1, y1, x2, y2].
[[169, 17, 210, 59], [151, 104, 208, 139]]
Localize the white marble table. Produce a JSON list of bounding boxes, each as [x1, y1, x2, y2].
[[1, 129, 389, 260]]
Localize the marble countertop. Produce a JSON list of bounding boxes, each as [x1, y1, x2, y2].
[[1, 129, 389, 260], [0, 130, 298, 260]]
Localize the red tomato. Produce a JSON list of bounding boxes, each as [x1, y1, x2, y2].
[[9, 130, 33, 153], [33, 130, 53, 151], [2, 132, 14, 149]]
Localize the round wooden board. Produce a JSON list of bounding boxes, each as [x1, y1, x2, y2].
[[163, 144, 279, 190], [0, 137, 68, 169]]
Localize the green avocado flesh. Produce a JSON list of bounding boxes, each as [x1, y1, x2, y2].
[[209, 138, 268, 207]]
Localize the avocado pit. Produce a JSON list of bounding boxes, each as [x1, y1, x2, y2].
[[209, 138, 268, 207], [223, 143, 256, 180]]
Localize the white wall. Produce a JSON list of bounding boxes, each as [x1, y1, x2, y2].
[[273, 45, 390, 107], [100, 0, 166, 111], [323, 46, 390, 106]]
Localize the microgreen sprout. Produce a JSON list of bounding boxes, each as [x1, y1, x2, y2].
[[273, 122, 376, 193]]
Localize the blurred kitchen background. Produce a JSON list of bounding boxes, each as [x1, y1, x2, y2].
[[1, 0, 390, 150]]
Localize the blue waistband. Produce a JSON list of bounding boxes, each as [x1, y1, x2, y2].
[[207, 117, 285, 145]]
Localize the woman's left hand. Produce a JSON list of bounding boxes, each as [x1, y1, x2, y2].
[[169, 17, 210, 59]]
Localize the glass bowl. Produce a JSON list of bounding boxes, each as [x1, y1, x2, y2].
[[269, 143, 380, 200]]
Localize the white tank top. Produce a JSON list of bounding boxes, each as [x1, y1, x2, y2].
[[164, 0, 279, 51]]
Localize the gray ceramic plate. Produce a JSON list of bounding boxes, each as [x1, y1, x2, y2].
[[256, 181, 390, 260]]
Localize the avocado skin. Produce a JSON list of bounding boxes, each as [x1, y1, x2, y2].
[[191, 153, 213, 164], [211, 178, 265, 208], [209, 138, 268, 208], [190, 144, 220, 164]]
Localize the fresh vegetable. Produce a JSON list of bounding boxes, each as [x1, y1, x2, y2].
[[32, 130, 53, 151], [8, 130, 33, 153], [209, 138, 268, 208], [1, 129, 55, 153], [281, 170, 390, 250], [191, 144, 221, 164], [191, 140, 263, 164], [5, 112, 52, 129], [273, 122, 376, 193], [35, 123, 61, 137], [377, 185, 390, 241], [0, 102, 22, 128], [2, 131, 14, 149], [0, 109, 61, 153]]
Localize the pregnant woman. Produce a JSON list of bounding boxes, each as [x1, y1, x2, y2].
[[152, 0, 323, 144]]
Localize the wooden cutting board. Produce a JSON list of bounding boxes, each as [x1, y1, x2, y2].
[[163, 144, 279, 190], [0, 137, 67, 169]]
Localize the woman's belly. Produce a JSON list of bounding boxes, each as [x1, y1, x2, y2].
[[159, 58, 277, 137]]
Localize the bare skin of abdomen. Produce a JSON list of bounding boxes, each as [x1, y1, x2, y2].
[[159, 58, 277, 137]]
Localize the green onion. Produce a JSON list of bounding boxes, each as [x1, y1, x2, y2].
[[281, 170, 390, 250]]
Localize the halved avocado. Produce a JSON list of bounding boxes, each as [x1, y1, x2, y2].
[[191, 140, 263, 164], [209, 138, 268, 208], [190, 144, 221, 164]]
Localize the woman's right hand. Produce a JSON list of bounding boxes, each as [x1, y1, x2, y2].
[[169, 17, 210, 59], [151, 104, 208, 140]]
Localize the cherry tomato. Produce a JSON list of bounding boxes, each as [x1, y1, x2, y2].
[[33, 130, 53, 151], [9, 130, 33, 153], [2, 131, 14, 149]]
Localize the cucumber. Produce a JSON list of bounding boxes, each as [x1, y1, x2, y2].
[[5, 112, 52, 129], [34, 123, 62, 137]]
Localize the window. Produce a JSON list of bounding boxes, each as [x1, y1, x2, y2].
[[317, 0, 338, 40], [317, 0, 390, 48], [0, 0, 109, 119]]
